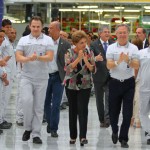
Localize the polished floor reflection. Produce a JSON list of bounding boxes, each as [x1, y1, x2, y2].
[[0, 84, 150, 150]]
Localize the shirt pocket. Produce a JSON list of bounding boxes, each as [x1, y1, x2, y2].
[[113, 53, 119, 61], [36, 45, 46, 56]]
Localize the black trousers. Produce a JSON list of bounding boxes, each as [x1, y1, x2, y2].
[[94, 81, 109, 124], [66, 88, 91, 140], [109, 77, 135, 142]]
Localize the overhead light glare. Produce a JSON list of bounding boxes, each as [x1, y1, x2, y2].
[[124, 10, 140, 12], [115, 20, 122, 23], [144, 6, 150, 9], [89, 20, 110, 24], [103, 9, 120, 12], [88, 9, 103, 12], [59, 9, 72, 11], [145, 10, 150, 12], [143, 22, 150, 25], [114, 7, 124, 9], [73, 9, 88, 12], [77, 6, 98, 9]]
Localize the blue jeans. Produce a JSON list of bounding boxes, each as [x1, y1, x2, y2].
[[44, 72, 64, 131]]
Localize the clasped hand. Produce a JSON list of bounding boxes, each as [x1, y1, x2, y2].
[[77, 50, 94, 70], [28, 52, 38, 61], [0, 56, 12, 67], [118, 52, 130, 64], [95, 53, 103, 61]]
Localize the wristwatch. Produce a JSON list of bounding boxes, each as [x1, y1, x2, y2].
[[114, 61, 119, 66]]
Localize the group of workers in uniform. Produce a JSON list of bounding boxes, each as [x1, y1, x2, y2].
[[0, 16, 150, 148]]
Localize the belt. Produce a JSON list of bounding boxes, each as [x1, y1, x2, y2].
[[111, 76, 134, 82], [49, 71, 59, 76]]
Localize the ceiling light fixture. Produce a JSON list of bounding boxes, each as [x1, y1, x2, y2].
[[114, 7, 124, 9], [144, 6, 150, 9], [124, 10, 140, 12], [77, 6, 98, 9]]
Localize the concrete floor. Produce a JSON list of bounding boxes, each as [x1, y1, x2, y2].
[[0, 83, 150, 150]]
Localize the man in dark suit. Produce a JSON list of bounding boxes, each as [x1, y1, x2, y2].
[[136, 27, 149, 48], [90, 25, 113, 128], [44, 21, 71, 137]]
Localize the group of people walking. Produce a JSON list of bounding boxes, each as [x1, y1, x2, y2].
[[0, 15, 150, 148]]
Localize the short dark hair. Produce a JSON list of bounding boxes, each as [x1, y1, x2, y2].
[[2, 19, 12, 27], [136, 27, 146, 34], [0, 29, 5, 33], [29, 16, 44, 26]]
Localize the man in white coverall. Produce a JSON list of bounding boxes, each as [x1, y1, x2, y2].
[[0, 19, 16, 129], [16, 16, 54, 144], [138, 34, 150, 145]]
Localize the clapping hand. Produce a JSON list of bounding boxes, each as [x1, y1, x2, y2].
[[28, 52, 38, 61], [0, 59, 7, 67], [0, 56, 12, 67], [95, 53, 103, 61], [122, 52, 130, 63], [118, 52, 125, 64], [78, 50, 84, 61], [1, 73, 9, 86]]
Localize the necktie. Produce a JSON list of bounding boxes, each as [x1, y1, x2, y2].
[[54, 41, 57, 45], [103, 42, 108, 53]]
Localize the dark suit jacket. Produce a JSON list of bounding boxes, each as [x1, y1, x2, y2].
[[90, 39, 113, 83], [144, 39, 149, 48], [57, 38, 71, 82]]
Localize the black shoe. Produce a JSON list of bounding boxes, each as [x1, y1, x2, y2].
[[121, 140, 129, 148], [100, 122, 105, 128], [0, 122, 12, 129], [80, 139, 88, 146], [4, 121, 12, 126], [70, 139, 76, 144], [33, 137, 42, 144], [42, 119, 47, 124], [0, 129, 3, 134], [145, 131, 148, 136], [22, 130, 31, 141], [147, 139, 150, 145], [105, 122, 110, 128], [112, 133, 118, 144], [51, 131, 58, 137], [16, 121, 23, 126], [64, 102, 69, 106], [47, 125, 51, 133]]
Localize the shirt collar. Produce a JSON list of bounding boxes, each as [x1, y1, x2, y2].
[[53, 37, 60, 45], [29, 33, 44, 39], [143, 38, 146, 48], [117, 41, 129, 48], [143, 38, 146, 44], [100, 38, 108, 44]]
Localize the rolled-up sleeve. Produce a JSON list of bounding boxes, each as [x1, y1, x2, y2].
[[45, 37, 54, 52], [16, 37, 24, 52], [106, 45, 114, 60], [132, 47, 140, 60]]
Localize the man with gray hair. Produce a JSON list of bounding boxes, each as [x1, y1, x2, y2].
[[106, 24, 139, 148], [90, 25, 113, 128]]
